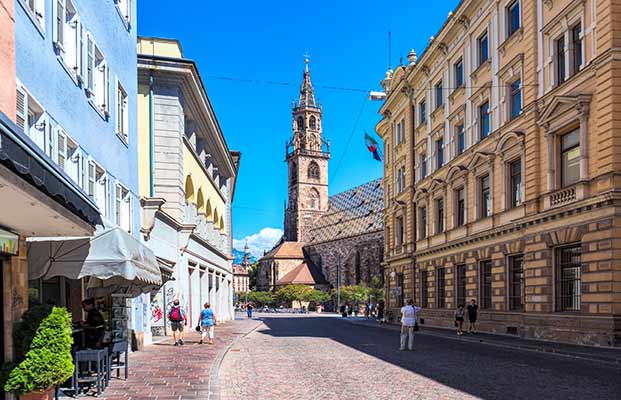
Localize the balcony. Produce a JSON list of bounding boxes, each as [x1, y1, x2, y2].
[[544, 182, 588, 210], [285, 139, 330, 160]]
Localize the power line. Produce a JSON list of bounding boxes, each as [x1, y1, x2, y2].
[[330, 92, 370, 183]]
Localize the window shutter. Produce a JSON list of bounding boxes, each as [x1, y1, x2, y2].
[[45, 122, 55, 159], [104, 65, 110, 113], [87, 35, 94, 92], [57, 129, 67, 170], [16, 87, 27, 132], [76, 22, 83, 79]]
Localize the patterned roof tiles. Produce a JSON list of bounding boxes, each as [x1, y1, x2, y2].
[[307, 178, 384, 245]]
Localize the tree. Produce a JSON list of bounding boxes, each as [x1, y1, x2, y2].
[[275, 284, 313, 305], [303, 289, 330, 304], [336, 285, 370, 305], [368, 276, 385, 303], [248, 262, 259, 291], [247, 291, 274, 307]]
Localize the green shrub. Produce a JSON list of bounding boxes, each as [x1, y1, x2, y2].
[[12, 304, 53, 362], [4, 307, 74, 395]]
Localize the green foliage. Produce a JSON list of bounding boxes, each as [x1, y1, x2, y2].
[[302, 289, 330, 304], [5, 307, 74, 395], [12, 304, 53, 362], [335, 285, 371, 304], [248, 262, 259, 290], [368, 276, 385, 302], [275, 284, 313, 305], [247, 291, 274, 307]]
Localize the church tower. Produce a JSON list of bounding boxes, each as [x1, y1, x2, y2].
[[284, 57, 330, 242]]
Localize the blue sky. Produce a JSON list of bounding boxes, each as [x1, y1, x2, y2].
[[138, 0, 459, 256]]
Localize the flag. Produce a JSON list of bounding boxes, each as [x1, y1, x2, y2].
[[364, 132, 382, 161]]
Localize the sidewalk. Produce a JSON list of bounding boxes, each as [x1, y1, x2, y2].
[[344, 317, 621, 364], [100, 316, 261, 400]]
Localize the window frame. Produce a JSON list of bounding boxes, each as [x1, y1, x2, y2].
[[560, 129, 580, 188], [479, 101, 490, 141], [456, 123, 465, 155], [419, 100, 426, 126], [420, 271, 429, 308], [435, 197, 444, 234], [114, 0, 132, 30], [19, 0, 46, 33], [478, 31, 489, 66], [555, 245, 582, 312], [454, 59, 464, 89], [436, 268, 446, 308], [570, 22, 583, 76], [508, 254, 524, 311], [434, 81, 443, 110], [116, 80, 129, 143], [419, 206, 427, 240], [479, 174, 491, 218], [506, 0, 521, 38], [480, 260, 493, 309], [509, 79, 522, 120], [455, 264, 466, 306], [555, 35, 567, 86], [455, 187, 466, 227], [435, 137, 444, 169], [509, 158, 522, 208]]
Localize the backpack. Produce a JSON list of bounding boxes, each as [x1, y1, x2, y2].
[[169, 306, 183, 322]]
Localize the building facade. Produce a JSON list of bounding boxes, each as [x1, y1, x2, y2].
[[137, 37, 239, 337], [378, 0, 621, 346], [233, 265, 250, 295]]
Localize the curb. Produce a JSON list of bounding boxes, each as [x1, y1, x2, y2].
[[208, 319, 263, 400], [343, 318, 621, 366]]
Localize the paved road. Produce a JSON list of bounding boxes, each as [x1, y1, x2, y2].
[[219, 314, 620, 400]]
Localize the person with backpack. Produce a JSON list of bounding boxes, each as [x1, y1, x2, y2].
[[168, 299, 187, 346]]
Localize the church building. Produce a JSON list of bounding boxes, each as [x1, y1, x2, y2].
[[257, 59, 384, 301]]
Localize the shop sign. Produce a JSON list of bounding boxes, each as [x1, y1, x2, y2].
[[0, 228, 19, 256]]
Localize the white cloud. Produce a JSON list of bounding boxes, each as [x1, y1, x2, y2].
[[233, 227, 283, 259]]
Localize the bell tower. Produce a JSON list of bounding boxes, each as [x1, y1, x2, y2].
[[284, 57, 330, 242]]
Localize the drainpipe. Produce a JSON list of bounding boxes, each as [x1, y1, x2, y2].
[[149, 72, 155, 197]]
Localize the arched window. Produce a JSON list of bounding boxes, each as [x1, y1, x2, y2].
[[297, 116, 304, 131], [206, 199, 213, 219], [213, 208, 219, 227], [309, 188, 320, 209], [184, 175, 195, 203], [310, 116, 317, 129], [196, 189, 205, 213], [308, 161, 320, 179]]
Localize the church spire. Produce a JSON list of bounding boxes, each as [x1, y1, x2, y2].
[[296, 56, 317, 109]]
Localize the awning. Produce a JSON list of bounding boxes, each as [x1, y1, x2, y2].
[[0, 112, 101, 226], [27, 223, 162, 297]]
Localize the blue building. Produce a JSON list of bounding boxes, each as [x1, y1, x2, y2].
[[13, 0, 156, 349]]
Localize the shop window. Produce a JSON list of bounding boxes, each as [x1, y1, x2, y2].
[[561, 129, 580, 187], [556, 245, 581, 312], [508, 254, 524, 311], [436, 268, 446, 308], [480, 260, 492, 309]]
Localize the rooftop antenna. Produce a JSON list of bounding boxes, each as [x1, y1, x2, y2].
[[388, 30, 392, 70]]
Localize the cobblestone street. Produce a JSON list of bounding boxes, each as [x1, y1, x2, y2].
[[219, 314, 621, 400], [99, 318, 261, 400]]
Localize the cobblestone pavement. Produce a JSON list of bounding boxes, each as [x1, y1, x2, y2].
[[100, 317, 260, 400], [219, 314, 621, 400]]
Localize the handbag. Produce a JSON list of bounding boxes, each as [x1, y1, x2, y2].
[[195, 325, 201, 332]]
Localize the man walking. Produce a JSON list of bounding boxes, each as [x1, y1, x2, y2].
[[467, 299, 479, 333], [168, 299, 187, 346], [400, 299, 420, 351]]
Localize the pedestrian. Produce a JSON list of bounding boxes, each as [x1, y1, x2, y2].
[[467, 299, 479, 333], [247, 303, 254, 319], [353, 304, 359, 317], [399, 299, 420, 351], [377, 301, 385, 324], [81, 298, 105, 348], [340, 304, 347, 317], [454, 304, 465, 336], [168, 299, 187, 346], [347, 304, 353, 317], [197, 303, 217, 345]]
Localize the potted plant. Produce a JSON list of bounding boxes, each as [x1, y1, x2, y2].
[[4, 307, 74, 400]]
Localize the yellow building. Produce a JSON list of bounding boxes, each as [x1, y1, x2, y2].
[[377, 0, 621, 346], [137, 37, 240, 337]]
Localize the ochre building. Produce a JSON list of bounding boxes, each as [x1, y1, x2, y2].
[[377, 0, 621, 346]]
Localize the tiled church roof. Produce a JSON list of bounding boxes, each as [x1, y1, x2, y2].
[[261, 241, 305, 259], [277, 259, 328, 286], [307, 178, 384, 245]]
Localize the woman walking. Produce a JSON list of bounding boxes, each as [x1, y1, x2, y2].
[[454, 304, 465, 336], [197, 303, 217, 345]]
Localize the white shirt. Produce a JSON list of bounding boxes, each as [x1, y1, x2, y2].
[[400, 305, 420, 327]]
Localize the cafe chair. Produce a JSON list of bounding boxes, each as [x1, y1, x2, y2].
[[108, 340, 129, 381], [72, 348, 109, 396]]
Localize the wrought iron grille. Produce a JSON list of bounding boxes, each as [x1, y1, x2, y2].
[[420, 271, 428, 308], [456, 264, 466, 306], [480, 260, 492, 309], [556, 245, 582, 312], [509, 255, 524, 311], [436, 268, 446, 308]]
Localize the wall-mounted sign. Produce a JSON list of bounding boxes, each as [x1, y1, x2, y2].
[[0, 228, 19, 256]]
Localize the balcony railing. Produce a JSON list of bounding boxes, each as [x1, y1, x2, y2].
[[549, 186, 577, 208]]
